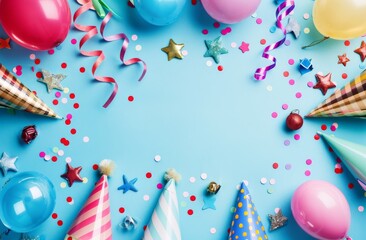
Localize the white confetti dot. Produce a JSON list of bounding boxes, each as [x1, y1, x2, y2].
[[52, 147, 59, 153], [12, 67, 17, 73], [154, 155, 161, 162], [65, 157, 72, 163], [267, 85, 273, 91], [143, 195, 150, 201], [260, 177, 267, 185], [304, 27, 310, 34], [63, 87, 70, 94], [269, 178, 276, 185], [62, 98, 68, 104], [60, 182, 67, 188], [83, 136, 90, 143], [29, 54, 36, 60], [131, 34, 138, 41], [44, 155, 51, 161], [243, 180, 249, 186], [83, 177, 88, 183], [183, 192, 189, 198], [58, 150, 64, 156], [206, 60, 213, 67], [189, 177, 196, 183], [182, 50, 188, 56], [358, 206, 364, 212], [68, 200, 74, 205], [303, 13, 310, 20], [135, 45, 142, 51], [251, 13, 257, 18], [274, 208, 280, 213], [231, 42, 237, 48], [210, 228, 217, 234], [200, 173, 207, 180]]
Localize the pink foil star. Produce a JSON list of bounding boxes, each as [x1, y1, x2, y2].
[[239, 42, 250, 53], [337, 53, 350, 66], [313, 73, 336, 95]]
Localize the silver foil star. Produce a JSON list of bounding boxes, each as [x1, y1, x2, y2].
[[286, 17, 301, 39], [0, 152, 18, 176], [268, 209, 288, 231], [37, 70, 65, 93]]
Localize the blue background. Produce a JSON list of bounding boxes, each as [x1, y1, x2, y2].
[[1, 0, 366, 239]]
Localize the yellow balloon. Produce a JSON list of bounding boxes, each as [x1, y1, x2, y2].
[[313, 0, 366, 40]]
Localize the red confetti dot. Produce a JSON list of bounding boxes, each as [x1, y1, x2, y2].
[[52, 213, 58, 219], [143, 225, 147, 231], [321, 124, 327, 131], [348, 183, 354, 189], [213, 22, 220, 28], [119, 207, 125, 213], [79, 67, 85, 73], [70, 93, 76, 99], [328, 147, 334, 152], [314, 134, 320, 140], [190, 195, 196, 201], [57, 220, 63, 226], [128, 96, 134, 102], [35, 59, 41, 65], [342, 73, 348, 79], [70, 128, 77, 134], [36, 71, 43, 78], [51, 156, 58, 162], [65, 119, 71, 125], [336, 157, 342, 163], [202, 29, 208, 35], [67, 237, 72, 240], [187, 209, 194, 215], [260, 39, 266, 45], [66, 196, 72, 202], [272, 162, 279, 169], [218, 65, 224, 71], [335, 168, 343, 174], [146, 172, 152, 178], [191, 0, 197, 5], [283, 71, 289, 77], [52, 99, 58, 105], [64, 140, 70, 146], [344, 40, 350, 46], [61, 63, 67, 69], [73, 103, 80, 109], [92, 164, 99, 170]]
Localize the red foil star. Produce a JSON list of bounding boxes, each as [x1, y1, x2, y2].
[[61, 163, 83, 187], [354, 41, 366, 62], [337, 53, 350, 66], [313, 73, 336, 95]]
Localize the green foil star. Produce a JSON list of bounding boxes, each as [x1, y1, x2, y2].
[[204, 36, 228, 64], [38, 69, 66, 93]]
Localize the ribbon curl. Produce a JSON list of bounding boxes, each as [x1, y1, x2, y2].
[[73, 1, 146, 108], [254, 1, 295, 81]]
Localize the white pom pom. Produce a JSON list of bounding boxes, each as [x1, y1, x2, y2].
[[164, 169, 181, 182], [99, 159, 115, 177]]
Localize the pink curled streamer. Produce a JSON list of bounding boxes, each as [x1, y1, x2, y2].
[[73, 1, 146, 107], [254, 1, 295, 81]]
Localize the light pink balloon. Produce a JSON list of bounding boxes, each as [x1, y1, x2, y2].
[[291, 180, 351, 240], [0, 0, 71, 51], [201, 0, 261, 24]]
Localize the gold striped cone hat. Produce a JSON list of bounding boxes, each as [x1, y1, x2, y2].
[[0, 64, 61, 119], [307, 70, 366, 117]]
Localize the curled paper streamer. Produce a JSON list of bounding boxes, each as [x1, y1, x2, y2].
[[254, 0, 295, 80], [73, 1, 146, 108]]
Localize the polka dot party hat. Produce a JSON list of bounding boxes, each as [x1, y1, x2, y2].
[[228, 182, 268, 240]]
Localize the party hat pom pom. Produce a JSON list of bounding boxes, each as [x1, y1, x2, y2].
[[164, 168, 181, 182], [99, 159, 115, 177]]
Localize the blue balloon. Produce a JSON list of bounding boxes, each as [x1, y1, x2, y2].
[[134, 0, 187, 26], [0, 172, 56, 233]]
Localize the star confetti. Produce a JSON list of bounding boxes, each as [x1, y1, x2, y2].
[[268, 209, 288, 231], [354, 40, 366, 62], [0, 152, 18, 176], [60, 163, 83, 187], [0, 38, 10, 49], [239, 41, 250, 53], [202, 194, 216, 210], [313, 72, 336, 95], [161, 39, 184, 61], [37, 70, 65, 93], [118, 174, 138, 193], [338, 53, 350, 66], [285, 17, 301, 39], [204, 36, 228, 64]]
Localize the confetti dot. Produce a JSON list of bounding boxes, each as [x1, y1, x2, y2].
[[284, 140, 290, 146], [53, 99, 59, 105], [260, 39, 266, 45], [314, 134, 320, 140], [92, 164, 99, 170], [344, 40, 350, 46], [190, 195, 196, 201], [295, 92, 302, 98], [306, 159, 312, 165], [143, 195, 150, 201], [303, 13, 310, 19], [63, 88, 70, 94], [66, 196, 73, 203], [62, 98, 68, 104], [202, 29, 209, 35], [358, 206, 364, 212], [189, 177, 196, 183], [35, 59, 41, 65], [289, 79, 295, 85], [285, 164, 292, 170], [58, 150, 64, 156], [282, 104, 288, 110], [61, 63, 67, 69], [342, 73, 348, 79], [73, 103, 80, 109], [266, 85, 273, 91], [213, 22, 220, 28], [201, 173, 207, 180], [154, 155, 161, 162], [283, 71, 289, 77], [119, 207, 125, 213], [183, 192, 189, 198], [271, 112, 278, 118], [272, 162, 279, 169], [39, 152, 46, 158], [231, 42, 237, 48], [307, 81, 314, 87], [52, 213, 58, 219], [128, 96, 134, 102], [267, 188, 274, 194], [83, 136, 90, 143], [348, 183, 354, 189], [79, 67, 85, 73], [256, 18, 262, 24], [131, 34, 138, 41], [83, 177, 88, 183], [157, 183, 163, 189], [284, 39, 291, 46], [217, 65, 224, 71], [182, 50, 188, 56], [206, 60, 213, 67], [260, 178, 267, 185], [187, 209, 194, 215], [294, 134, 300, 140], [71, 39, 77, 44], [269, 25, 277, 33], [304, 28, 310, 34], [146, 172, 152, 178], [48, 49, 55, 55], [44, 155, 51, 161], [321, 124, 327, 131], [210, 228, 217, 234], [60, 182, 67, 188], [269, 178, 276, 185], [305, 170, 311, 176], [135, 45, 142, 51], [57, 220, 63, 226], [30, 54, 36, 60], [55, 92, 61, 98], [65, 157, 72, 163], [288, 59, 295, 65]]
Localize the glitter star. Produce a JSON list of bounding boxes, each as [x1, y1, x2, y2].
[[161, 39, 184, 61], [268, 209, 288, 231], [338, 53, 350, 66], [354, 40, 366, 62], [202, 194, 216, 210], [204, 36, 228, 64], [118, 175, 138, 193], [239, 41, 250, 53], [285, 17, 301, 39], [60, 163, 83, 187], [37, 70, 65, 93], [313, 72, 336, 95], [0, 152, 18, 176]]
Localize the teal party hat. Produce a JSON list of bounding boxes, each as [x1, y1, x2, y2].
[[319, 132, 366, 190], [228, 182, 268, 240], [143, 169, 181, 240]]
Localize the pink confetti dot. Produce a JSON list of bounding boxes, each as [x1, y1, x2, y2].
[[288, 59, 295, 65], [306, 159, 312, 165], [285, 164, 292, 170], [39, 152, 46, 158], [202, 29, 208, 35], [256, 18, 262, 24], [284, 140, 290, 146], [48, 49, 55, 55], [71, 39, 77, 44], [289, 79, 295, 85], [16, 65, 22, 71], [358, 206, 364, 212], [294, 134, 300, 140], [157, 183, 163, 189], [330, 125, 336, 131], [282, 104, 288, 110], [213, 22, 220, 28], [307, 81, 314, 87], [295, 92, 302, 98], [305, 170, 311, 176], [271, 112, 278, 118], [284, 39, 291, 46], [55, 92, 61, 98]]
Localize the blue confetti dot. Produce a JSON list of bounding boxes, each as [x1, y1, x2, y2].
[[56, 45, 63, 50], [270, 26, 277, 33], [359, 63, 366, 69]]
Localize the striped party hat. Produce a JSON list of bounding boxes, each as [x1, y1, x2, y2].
[[65, 160, 115, 240], [0, 63, 61, 119], [307, 70, 366, 117], [143, 169, 181, 240], [228, 182, 268, 240]]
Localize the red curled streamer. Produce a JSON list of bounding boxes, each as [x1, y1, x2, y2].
[[73, 1, 146, 108], [254, 1, 295, 81]]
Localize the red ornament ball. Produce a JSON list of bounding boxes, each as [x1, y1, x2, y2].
[[286, 110, 303, 130]]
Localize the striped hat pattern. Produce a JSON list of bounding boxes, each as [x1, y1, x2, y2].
[[65, 175, 112, 240], [143, 179, 181, 240], [0, 63, 60, 118], [307, 70, 366, 117]]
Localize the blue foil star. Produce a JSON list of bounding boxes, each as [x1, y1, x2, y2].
[[299, 58, 313, 75], [118, 174, 138, 193], [0, 152, 18, 176], [204, 36, 228, 64], [202, 194, 217, 210]]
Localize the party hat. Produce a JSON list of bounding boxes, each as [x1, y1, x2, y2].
[[143, 169, 181, 240], [228, 182, 268, 240], [65, 160, 115, 240], [307, 70, 366, 117], [319, 132, 366, 191], [0, 63, 61, 119]]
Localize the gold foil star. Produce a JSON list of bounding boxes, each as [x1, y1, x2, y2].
[[161, 39, 184, 61], [38, 70, 65, 93]]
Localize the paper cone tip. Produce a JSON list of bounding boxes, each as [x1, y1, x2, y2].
[[317, 131, 323, 135], [99, 159, 115, 176], [164, 169, 181, 183]]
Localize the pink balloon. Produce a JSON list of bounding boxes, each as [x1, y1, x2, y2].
[[0, 0, 71, 51], [291, 180, 351, 240], [201, 0, 261, 24]]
